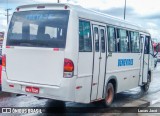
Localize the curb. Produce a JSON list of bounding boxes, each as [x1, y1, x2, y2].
[[122, 99, 150, 107]]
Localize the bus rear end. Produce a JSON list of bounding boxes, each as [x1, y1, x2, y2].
[[2, 4, 78, 102]]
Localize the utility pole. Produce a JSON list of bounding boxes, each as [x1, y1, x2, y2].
[[5, 8, 12, 24], [124, 0, 126, 20], [58, 0, 60, 3]]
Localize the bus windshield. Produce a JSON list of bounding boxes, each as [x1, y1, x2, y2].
[[7, 10, 70, 48]]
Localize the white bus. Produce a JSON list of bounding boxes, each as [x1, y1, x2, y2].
[[2, 3, 159, 106]]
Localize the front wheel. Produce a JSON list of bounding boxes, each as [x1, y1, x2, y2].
[[103, 83, 114, 107], [141, 74, 150, 92]]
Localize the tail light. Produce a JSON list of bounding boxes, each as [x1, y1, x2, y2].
[[0, 65, 2, 84], [2, 54, 6, 67], [64, 58, 74, 78]]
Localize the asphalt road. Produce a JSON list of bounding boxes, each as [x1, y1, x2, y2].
[[0, 63, 160, 115]]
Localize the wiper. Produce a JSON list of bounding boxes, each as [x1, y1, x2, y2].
[[19, 43, 34, 46]]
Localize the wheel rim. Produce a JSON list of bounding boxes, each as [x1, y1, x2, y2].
[[106, 87, 113, 104], [146, 77, 150, 90]]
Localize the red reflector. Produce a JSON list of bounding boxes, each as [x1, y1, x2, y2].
[[2, 54, 6, 67], [25, 86, 39, 94], [64, 58, 74, 72], [6, 46, 10, 48], [9, 85, 14, 88], [0, 65, 1, 84], [37, 6, 45, 9], [53, 48, 59, 51], [76, 86, 82, 89]]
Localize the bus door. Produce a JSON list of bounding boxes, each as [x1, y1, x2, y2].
[[139, 35, 149, 84], [91, 25, 106, 101]]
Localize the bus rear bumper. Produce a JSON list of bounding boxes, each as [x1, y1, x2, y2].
[[2, 71, 76, 102]]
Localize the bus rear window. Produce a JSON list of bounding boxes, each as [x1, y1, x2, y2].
[[7, 10, 70, 48]]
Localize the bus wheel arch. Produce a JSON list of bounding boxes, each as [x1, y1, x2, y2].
[[106, 77, 117, 94], [148, 70, 151, 82], [103, 76, 117, 107], [141, 71, 151, 92]]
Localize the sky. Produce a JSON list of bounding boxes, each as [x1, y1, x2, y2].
[[0, 0, 160, 41]]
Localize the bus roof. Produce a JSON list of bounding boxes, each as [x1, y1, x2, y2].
[[16, 3, 149, 34]]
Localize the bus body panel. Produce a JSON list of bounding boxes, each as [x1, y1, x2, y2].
[[106, 53, 140, 92], [2, 3, 154, 104], [2, 4, 78, 102], [2, 71, 76, 101], [90, 24, 106, 101], [5, 48, 64, 86]]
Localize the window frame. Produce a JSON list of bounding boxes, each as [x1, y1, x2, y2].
[[144, 36, 150, 54], [107, 26, 117, 53], [100, 28, 106, 53], [79, 19, 92, 52], [130, 31, 140, 53], [117, 28, 130, 53]]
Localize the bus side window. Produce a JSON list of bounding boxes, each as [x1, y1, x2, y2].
[[107, 26, 116, 52], [94, 27, 99, 52], [100, 29, 105, 53], [130, 31, 140, 53], [149, 37, 153, 54], [144, 36, 149, 54], [117, 29, 129, 53], [79, 20, 92, 52]]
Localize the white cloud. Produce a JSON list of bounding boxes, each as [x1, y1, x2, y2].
[[67, 0, 125, 10], [66, 0, 160, 16], [1, 0, 160, 38], [0, 19, 7, 32], [147, 28, 160, 40], [125, 0, 160, 16], [35, 0, 68, 3], [147, 22, 158, 29], [0, 8, 7, 32]]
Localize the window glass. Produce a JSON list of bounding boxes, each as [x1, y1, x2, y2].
[[130, 32, 140, 53], [100, 29, 105, 53], [150, 38, 153, 54], [117, 29, 129, 52], [7, 10, 69, 48], [144, 36, 149, 54], [94, 27, 99, 52], [45, 26, 57, 38], [79, 20, 92, 52], [30, 24, 38, 40], [11, 22, 22, 40], [108, 26, 116, 52]]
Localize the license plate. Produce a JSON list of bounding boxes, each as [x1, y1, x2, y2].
[[25, 86, 39, 94]]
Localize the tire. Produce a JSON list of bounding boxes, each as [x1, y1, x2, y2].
[[103, 83, 114, 107], [141, 74, 150, 92], [46, 100, 66, 113], [155, 61, 157, 68]]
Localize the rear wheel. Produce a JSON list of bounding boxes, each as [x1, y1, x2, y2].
[[103, 83, 114, 107]]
